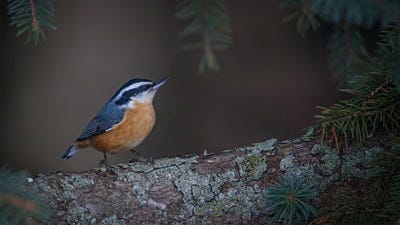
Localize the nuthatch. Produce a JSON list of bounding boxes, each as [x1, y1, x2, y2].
[[62, 77, 168, 164]]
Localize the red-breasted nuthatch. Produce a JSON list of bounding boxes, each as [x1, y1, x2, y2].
[[62, 77, 168, 164]]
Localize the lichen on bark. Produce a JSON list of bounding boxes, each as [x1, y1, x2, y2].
[[28, 135, 391, 224]]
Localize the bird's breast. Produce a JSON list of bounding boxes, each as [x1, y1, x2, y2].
[[90, 103, 156, 153]]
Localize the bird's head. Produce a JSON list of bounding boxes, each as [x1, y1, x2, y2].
[[112, 77, 168, 108]]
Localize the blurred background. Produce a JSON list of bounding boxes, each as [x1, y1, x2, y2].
[[0, 0, 342, 174]]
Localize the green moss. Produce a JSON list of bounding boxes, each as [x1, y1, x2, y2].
[[285, 165, 325, 190], [318, 149, 340, 176], [117, 172, 149, 204], [236, 138, 278, 153], [114, 156, 205, 214], [278, 139, 292, 148], [34, 174, 62, 201], [191, 184, 263, 219], [66, 206, 93, 225], [341, 146, 384, 177], [247, 138, 277, 153], [98, 215, 125, 225], [175, 170, 215, 203], [234, 153, 267, 181], [118, 162, 154, 173], [279, 155, 295, 172], [299, 127, 315, 141], [62, 175, 95, 188], [175, 166, 262, 221], [59, 174, 95, 200], [310, 144, 326, 155], [153, 156, 198, 169]]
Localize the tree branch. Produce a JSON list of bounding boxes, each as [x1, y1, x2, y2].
[[29, 0, 38, 32], [29, 134, 390, 224]]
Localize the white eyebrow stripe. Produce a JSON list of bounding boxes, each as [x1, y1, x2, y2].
[[121, 81, 153, 92], [114, 81, 153, 100]]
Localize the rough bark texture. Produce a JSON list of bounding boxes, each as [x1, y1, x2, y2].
[[30, 133, 388, 225]]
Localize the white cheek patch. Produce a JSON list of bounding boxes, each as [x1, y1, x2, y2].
[[135, 90, 157, 103], [127, 100, 136, 109], [119, 90, 157, 109]]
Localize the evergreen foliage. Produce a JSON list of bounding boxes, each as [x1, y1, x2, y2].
[[0, 167, 50, 225], [264, 175, 317, 225], [176, 0, 232, 74], [280, 0, 400, 83], [315, 73, 400, 147], [280, 0, 320, 37], [282, 2, 400, 223], [327, 27, 369, 82], [7, 0, 56, 45], [375, 22, 400, 86], [289, 6, 400, 147]]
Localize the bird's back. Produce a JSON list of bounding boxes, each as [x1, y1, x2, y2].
[[76, 103, 125, 141]]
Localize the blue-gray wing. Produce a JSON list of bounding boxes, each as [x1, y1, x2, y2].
[[75, 104, 124, 141]]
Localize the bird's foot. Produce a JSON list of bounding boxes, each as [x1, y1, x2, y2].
[[99, 159, 108, 167], [99, 159, 117, 174]]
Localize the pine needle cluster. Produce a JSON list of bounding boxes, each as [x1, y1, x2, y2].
[[264, 175, 317, 225], [176, 0, 232, 74], [375, 23, 400, 86], [316, 73, 400, 148], [280, 3, 399, 155], [0, 167, 50, 225], [7, 0, 56, 45]]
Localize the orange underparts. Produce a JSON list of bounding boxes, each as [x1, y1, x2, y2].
[[75, 103, 156, 154]]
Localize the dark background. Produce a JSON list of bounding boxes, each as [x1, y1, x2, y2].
[[0, 1, 341, 174]]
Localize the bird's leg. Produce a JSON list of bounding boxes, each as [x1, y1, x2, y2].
[[129, 149, 148, 163], [99, 153, 118, 174], [99, 152, 108, 167]]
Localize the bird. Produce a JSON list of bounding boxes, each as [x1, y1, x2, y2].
[[62, 77, 168, 165]]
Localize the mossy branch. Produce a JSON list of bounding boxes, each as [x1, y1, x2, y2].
[[9, 133, 394, 224]]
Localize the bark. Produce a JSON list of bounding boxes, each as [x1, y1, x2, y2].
[[30, 133, 389, 225]]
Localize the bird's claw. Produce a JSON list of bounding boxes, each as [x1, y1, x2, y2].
[[99, 159, 108, 168], [98, 159, 117, 174]]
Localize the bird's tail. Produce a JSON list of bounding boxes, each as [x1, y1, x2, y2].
[[62, 145, 79, 159]]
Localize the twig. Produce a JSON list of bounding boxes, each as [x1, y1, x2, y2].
[[29, 0, 38, 31]]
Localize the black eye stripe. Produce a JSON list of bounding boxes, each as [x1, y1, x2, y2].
[[114, 84, 153, 105]]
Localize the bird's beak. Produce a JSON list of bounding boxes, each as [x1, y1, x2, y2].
[[152, 77, 169, 90]]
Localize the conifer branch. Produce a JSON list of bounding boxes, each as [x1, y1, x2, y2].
[[0, 193, 38, 213], [327, 26, 369, 82], [29, 0, 38, 31], [375, 22, 400, 88], [176, 0, 232, 74], [280, 0, 320, 37], [7, 0, 56, 45], [0, 167, 50, 224], [316, 73, 400, 147], [281, 0, 400, 83]]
